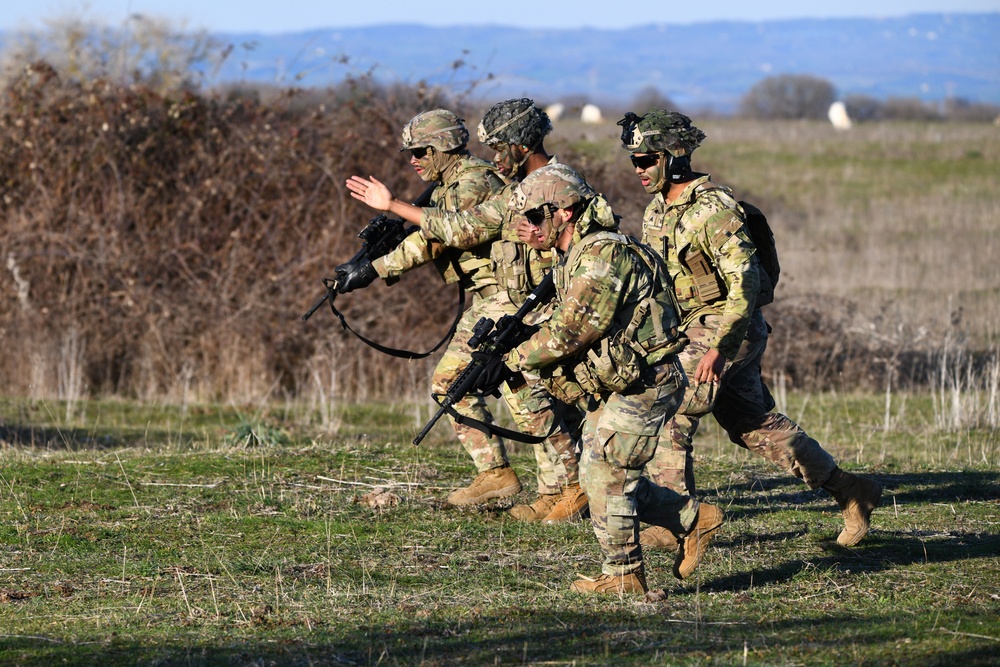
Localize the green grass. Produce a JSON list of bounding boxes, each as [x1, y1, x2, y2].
[[1, 396, 998, 666]]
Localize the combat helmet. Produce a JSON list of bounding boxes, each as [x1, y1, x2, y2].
[[510, 164, 616, 246], [400, 109, 469, 153], [477, 98, 552, 149], [616, 110, 706, 157], [511, 163, 595, 213]]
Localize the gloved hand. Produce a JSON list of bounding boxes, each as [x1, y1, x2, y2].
[[471, 351, 514, 396], [335, 257, 377, 293]]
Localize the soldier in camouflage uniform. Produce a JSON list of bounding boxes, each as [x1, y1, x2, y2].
[[335, 109, 524, 503], [616, 109, 882, 549], [345, 101, 587, 521], [489, 163, 725, 594]]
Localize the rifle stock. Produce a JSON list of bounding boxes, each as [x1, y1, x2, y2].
[[412, 273, 555, 445]]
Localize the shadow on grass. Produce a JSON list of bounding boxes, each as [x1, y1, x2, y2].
[[0, 423, 200, 451], [707, 470, 1000, 522], [3, 607, 998, 666]]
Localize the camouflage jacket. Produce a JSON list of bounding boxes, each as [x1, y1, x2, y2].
[[373, 154, 504, 292], [511, 199, 676, 374], [641, 174, 759, 360], [421, 157, 562, 307]]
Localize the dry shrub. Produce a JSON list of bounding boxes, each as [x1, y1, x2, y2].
[[0, 62, 463, 405]]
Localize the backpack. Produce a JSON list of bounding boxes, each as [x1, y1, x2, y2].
[[738, 200, 780, 307]]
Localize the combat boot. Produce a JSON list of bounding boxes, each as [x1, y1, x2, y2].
[[570, 569, 648, 595], [673, 503, 724, 580], [542, 483, 589, 524], [446, 466, 522, 506], [822, 467, 882, 546], [639, 525, 680, 551], [509, 493, 560, 521]]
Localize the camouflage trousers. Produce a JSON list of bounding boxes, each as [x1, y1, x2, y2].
[[433, 290, 579, 488], [501, 379, 582, 493], [579, 360, 699, 576], [647, 309, 836, 494]]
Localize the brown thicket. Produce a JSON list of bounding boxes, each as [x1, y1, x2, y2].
[[0, 62, 461, 405]]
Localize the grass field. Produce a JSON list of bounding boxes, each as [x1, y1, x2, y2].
[[1, 395, 997, 666]]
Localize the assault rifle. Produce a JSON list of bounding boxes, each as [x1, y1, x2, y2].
[[301, 182, 437, 321], [412, 273, 555, 446]]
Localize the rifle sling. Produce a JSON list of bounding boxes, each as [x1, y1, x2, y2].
[[429, 392, 562, 445], [325, 281, 465, 360]]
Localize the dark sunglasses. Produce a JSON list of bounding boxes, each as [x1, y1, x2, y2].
[[409, 146, 430, 160], [524, 204, 555, 226], [629, 153, 660, 170]]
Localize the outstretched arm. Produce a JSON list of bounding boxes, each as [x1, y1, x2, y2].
[[345, 175, 423, 225]]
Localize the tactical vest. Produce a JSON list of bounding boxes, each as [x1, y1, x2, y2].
[[657, 182, 772, 312], [430, 159, 504, 292], [542, 231, 686, 402], [491, 236, 559, 307]]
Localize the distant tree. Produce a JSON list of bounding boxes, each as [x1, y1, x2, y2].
[[630, 86, 679, 114], [942, 97, 1000, 123], [843, 94, 884, 122], [881, 97, 942, 122], [0, 11, 218, 93], [740, 74, 836, 120]]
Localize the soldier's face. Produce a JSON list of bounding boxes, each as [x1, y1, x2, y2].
[[409, 146, 440, 182], [491, 143, 522, 178], [631, 152, 666, 194]]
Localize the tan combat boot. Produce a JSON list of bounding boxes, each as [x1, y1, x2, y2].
[[570, 569, 648, 595], [639, 525, 680, 550], [823, 467, 882, 546], [673, 503, 724, 580], [446, 466, 522, 506], [542, 483, 589, 524], [509, 493, 560, 521]]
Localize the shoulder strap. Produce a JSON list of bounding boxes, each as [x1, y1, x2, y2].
[[324, 278, 466, 359]]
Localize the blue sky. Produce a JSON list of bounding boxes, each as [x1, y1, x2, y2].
[[1, 0, 998, 33]]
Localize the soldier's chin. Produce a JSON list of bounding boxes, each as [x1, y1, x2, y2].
[[416, 169, 437, 182], [641, 180, 659, 194]]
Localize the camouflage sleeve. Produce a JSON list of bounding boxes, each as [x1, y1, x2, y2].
[[445, 170, 504, 212], [513, 241, 628, 371], [701, 206, 760, 358], [419, 196, 505, 249], [372, 229, 443, 278]]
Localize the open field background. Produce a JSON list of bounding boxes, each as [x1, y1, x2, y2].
[[0, 396, 998, 666], [0, 57, 998, 666]]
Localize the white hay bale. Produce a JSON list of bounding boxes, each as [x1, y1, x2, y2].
[[581, 103, 603, 124], [828, 101, 853, 130], [545, 103, 565, 121]]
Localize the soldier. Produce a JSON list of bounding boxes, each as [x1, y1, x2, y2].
[[334, 108, 520, 502], [615, 109, 882, 549], [345, 101, 587, 522], [482, 163, 724, 594]]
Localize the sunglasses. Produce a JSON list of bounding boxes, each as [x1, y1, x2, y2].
[[629, 153, 660, 170], [524, 204, 556, 226], [409, 146, 430, 160]]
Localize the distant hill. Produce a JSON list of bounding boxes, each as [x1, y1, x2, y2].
[[206, 13, 1000, 112], [2, 13, 996, 112]]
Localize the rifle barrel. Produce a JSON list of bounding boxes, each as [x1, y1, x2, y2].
[[412, 406, 447, 446], [301, 293, 329, 321]]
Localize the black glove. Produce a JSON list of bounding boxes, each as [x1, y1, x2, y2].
[[471, 351, 514, 396], [335, 257, 377, 293], [494, 314, 539, 345]]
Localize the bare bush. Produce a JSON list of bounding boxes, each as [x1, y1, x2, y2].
[[0, 62, 467, 407], [0, 12, 218, 94]]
